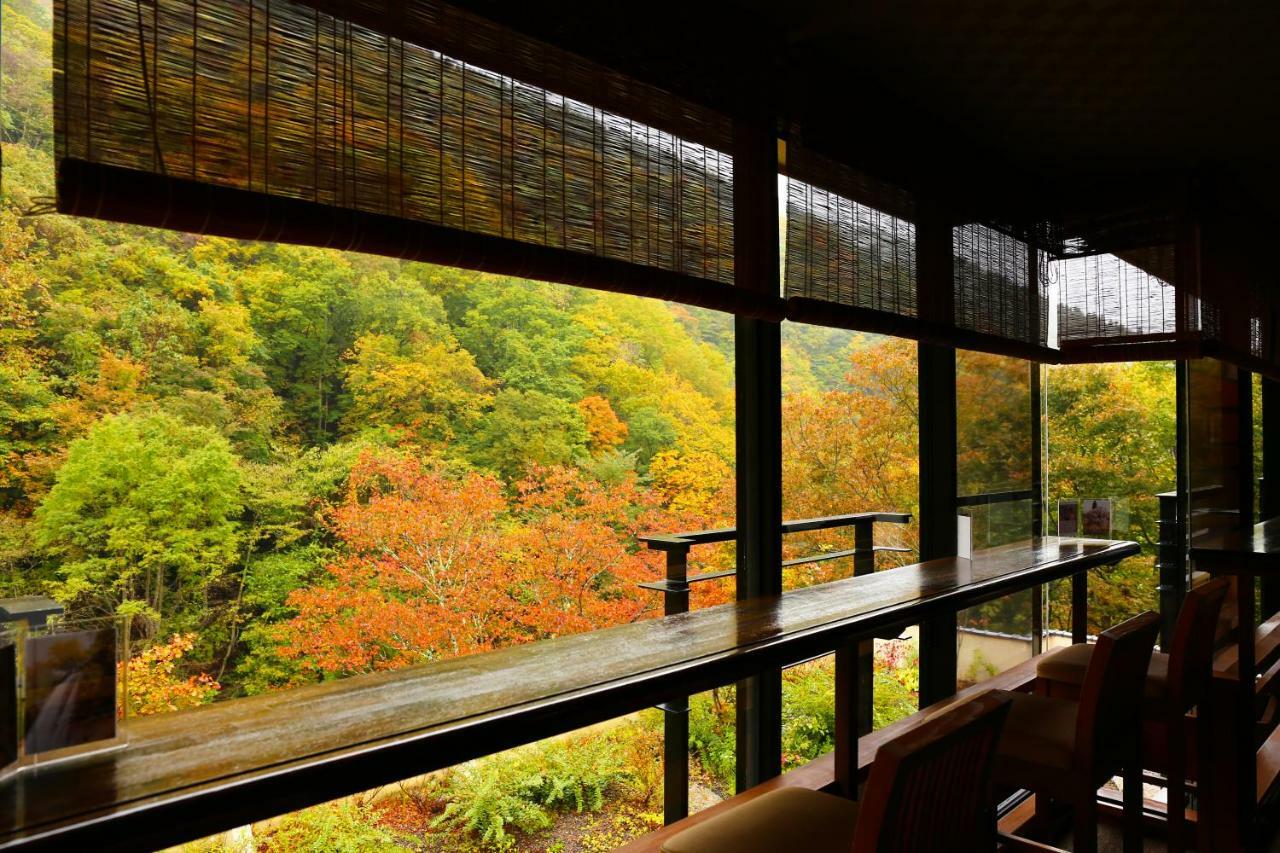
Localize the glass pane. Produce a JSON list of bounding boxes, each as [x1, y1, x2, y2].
[[1255, 371, 1265, 521], [1045, 361, 1175, 634], [779, 325, 919, 591], [778, 324, 920, 752], [956, 351, 1033, 496], [1, 4, 745, 840], [178, 714, 669, 849], [956, 352, 1036, 684]]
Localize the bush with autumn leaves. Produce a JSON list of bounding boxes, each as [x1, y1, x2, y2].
[[120, 633, 221, 717]]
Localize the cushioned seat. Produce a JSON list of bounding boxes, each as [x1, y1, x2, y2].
[[1036, 644, 1169, 702], [996, 691, 1080, 771], [660, 787, 859, 853]]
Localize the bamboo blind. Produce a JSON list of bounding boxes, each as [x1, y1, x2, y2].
[[952, 223, 1048, 347], [784, 178, 917, 318], [782, 148, 1056, 358], [1056, 247, 1179, 343], [54, 0, 748, 308]]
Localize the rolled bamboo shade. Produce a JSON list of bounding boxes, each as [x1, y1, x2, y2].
[[1052, 243, 1280, 378], [783, 178, 917, 319], [952, 222, 1048, 348], [1054, 247, 1190, 360], [53, 0, 775, 315], [783, 145, 1055, 360]]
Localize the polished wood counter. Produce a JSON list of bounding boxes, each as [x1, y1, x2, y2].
[[1190, 516, 1280, 572], [0, 536, 1137, 852]]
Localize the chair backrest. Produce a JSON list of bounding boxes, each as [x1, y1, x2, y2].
[[1075, 610, 1161, 775], [852, 690, 1012, 852], [1167, 576, 1231, 710]]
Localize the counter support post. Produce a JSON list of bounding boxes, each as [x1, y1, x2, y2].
[[1071, 570, 1088, 644], [658, 544, 691, 824], [834, 640, 860, 798], [852, 521, 875, 736], [1155, 490, 1184, 651]]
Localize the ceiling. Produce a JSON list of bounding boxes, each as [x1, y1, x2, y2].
[[454, 0, 1280, 257]]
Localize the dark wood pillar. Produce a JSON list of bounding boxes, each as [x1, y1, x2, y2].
[[732, 120, 783, 793], [916, 204, 958, 708], [1264, 377, 1280, 616], [1238, 368, 1255, 531]]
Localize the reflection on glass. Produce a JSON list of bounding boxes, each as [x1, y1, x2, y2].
[[957, 590, 1033, 688], [1255, 372, 1264, 521], [957, 352, 1035, 685]]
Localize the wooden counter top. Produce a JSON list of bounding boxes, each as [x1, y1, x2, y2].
[[0, 536, 1137, 852]]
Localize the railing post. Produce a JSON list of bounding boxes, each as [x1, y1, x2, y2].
[[851, 521, 875, 736], [1155, 490, 1185, 651], [659, 544, 691, 825]]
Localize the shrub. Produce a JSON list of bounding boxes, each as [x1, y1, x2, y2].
[[782, 659, 837, 768], [120, 633, 220, 717], [433, 731, 636, 850], [433, 761, 553, 850], [688, 687, 736, 790], [262, 800, 413, 852], [872, 639, 919, 730]]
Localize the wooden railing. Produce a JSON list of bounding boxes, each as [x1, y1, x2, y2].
[[637, 511, 911, 824]]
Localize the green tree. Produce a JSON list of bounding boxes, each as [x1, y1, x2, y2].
[[469, 389, 590, 480], [342, 332, 493, 447], [0, 207, 60, 511], [34, 412, 243, 633], [453, 279, 588, 400], [1045, 361, 1176, 631]]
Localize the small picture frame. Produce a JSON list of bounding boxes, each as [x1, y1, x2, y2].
[[1081, 499, 1113, 538], [1057, 500, 1079, 536], [23, 617, 124, 762]]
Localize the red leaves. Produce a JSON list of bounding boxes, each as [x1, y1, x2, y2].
[[276, 453, 668, 676]]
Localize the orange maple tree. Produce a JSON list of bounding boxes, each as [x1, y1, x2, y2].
[[577, 395, 629, 453], [275, 453, 674, 676]]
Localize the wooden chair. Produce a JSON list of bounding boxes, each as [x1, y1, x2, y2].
[[994, 611, 1161, 853], [660, 690, 1012, 853], [1033, 578, 1230, 853]]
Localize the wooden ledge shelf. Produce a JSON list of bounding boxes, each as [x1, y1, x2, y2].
[[0, 538, 1136, 852]]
